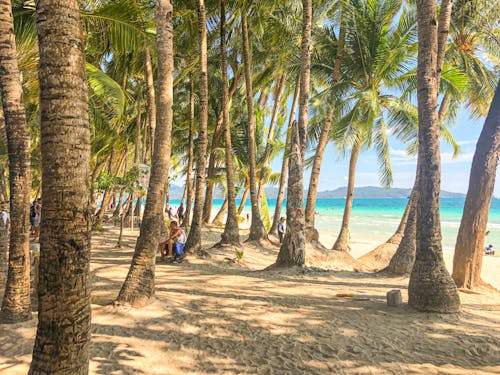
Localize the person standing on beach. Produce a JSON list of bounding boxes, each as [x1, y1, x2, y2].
[[278, 217, 286, 244], [177, 202, 184, 224]]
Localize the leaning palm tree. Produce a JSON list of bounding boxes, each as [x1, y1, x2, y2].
[[116, 0, 174, 305], [408, 0, 460, 313], [0, 0, 32, 323], [29, 0, 92, 372]]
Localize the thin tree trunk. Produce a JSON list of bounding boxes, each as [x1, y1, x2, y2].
[[241, 13, 267, 242], [257, 73, 286, 202], [0, 0, 32, 323], [184, 0, 209, 253], [332, 144, 360, 252], [116, 0, 174, 305], [144, 48, 157, 159], [237, 183, 249, 215], [409, 0, 459, 313], [29, 0, 92, 371], [202, 74, 240, 223], [183, 71, 195, 229], [212, 194, 228, 224], [0, 108, 7, 203], [275, 0, 311, 266], [452, 80, 500, 289], [270, 75, 300, 235], [305, 18, 346, 242], [219, 0, 239, 246]]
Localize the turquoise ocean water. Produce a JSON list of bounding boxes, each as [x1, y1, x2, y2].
[[167, 198, 500, 250]]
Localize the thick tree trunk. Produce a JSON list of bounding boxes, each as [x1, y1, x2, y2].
[[183, 71, 195, 229], [270, 76, 300, 235], [452, 80, 500, 289], [202, 75, 240, 223], [184, 0, 209, 253], [304, 17, 345, 243], [408, 0, 460, 313], [332, 144, 360, 252], [275, 0, 311, 266], [219, 0, 239, 246], [116, 0, 173, 305], [256, 73, 286, 202], [29, 1, 92, 372], [212, 194, 228, 225], [0, 0, 32, 323], [133, 96, 142, 217], [144, 48, 157, 159], [241, 13, 267, 242], [237, 183, 249, 215]]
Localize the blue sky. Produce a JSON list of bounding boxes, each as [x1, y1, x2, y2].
[[270, 107, 498, 196]]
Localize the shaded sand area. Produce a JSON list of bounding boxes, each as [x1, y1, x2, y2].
[[1, 225, 499, 374]]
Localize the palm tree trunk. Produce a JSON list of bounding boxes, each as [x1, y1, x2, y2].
[[304, 18, 346, 242], [275, 0, 311, 266], [183, 71, 195, 229], [144, 48, 157, 159], [213, 194, 228, 224], [270, 75, 300, 235], [257, 73, 286, 202], [237, 183, 249, 215], [409, 0, 459, 313], [452, 80, 500, 289], [0, 0, 32, 323], [29, 0, 92, 371], [332, 143, 360, 251], [219, 0, 239, 245], [134, 95, 142, 217], [202, 74, 240, 223], [184, 0, 209, 253], [116, 0, 173, 305], [241, 13, 267, 242]]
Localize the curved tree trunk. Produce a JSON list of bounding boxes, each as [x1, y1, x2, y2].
[[275, 0, 311, 267], [270, 76, 300, 235], [183, 71, 196, 229], [0, 0, 32, 323], [409, 0, 459, 313], [184, 0, 209, 253], [237, 183, 249, 215], [452, 80, 500, 289], [332, 144, 360, 251], [116, 0, 173, 305], [219, 0, 239, 246], [212, 194, 228, 225], [29, 1, 92, 372], [256, 73, 286, 202], [241, 13, 267, 242], [304, 17, 346, 243], [144, 48, 157, 159]]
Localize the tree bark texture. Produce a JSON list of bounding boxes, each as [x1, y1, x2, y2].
[[117, 0, 173, 305], [184, 0, 209, 253], [183, 71, 196, 228], [241, 13, 267, 242], [219, 0, 240, 246], [0, 0, 32, 323], [452, 80, 500, 289], [408, 0, 460, 313], [275, 0, 311, 266], [144, 48, 157, 159], [332, 144, 360, 251], [270, 76, 300, 235], [29, 0, 92, 372]]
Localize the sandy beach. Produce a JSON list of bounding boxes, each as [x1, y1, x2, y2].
[[0, 224, 499, 374]]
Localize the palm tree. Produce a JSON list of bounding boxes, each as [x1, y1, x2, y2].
[[183, 70, 196, 228], [452, 80, 500, 289], [29, 0, 92, 371], [116, 0, 174, 305], [184, 0, 209, 253], [241, 11, 268, 242], [275, 0, 312, 266], [0, 0, 32, 323], [219, 0, 240, 246], [408, 0, 460, 313]]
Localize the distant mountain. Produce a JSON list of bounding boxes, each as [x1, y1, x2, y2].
[[168, 184, 465, 200]]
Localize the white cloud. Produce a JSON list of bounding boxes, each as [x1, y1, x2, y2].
[[441, 152, 474, 164], [456, 140, 476, 146]]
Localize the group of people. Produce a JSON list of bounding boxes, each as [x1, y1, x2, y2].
[[167, 203, 184, 224]]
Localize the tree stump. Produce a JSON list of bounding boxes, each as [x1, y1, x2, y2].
[[387, 289, 403, 306]]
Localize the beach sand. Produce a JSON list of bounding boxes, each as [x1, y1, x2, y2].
[[1, 224, 499, 374]]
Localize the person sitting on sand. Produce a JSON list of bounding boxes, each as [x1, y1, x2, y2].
[[484, 244, 495, 255], [159, 220, 187, 261]]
